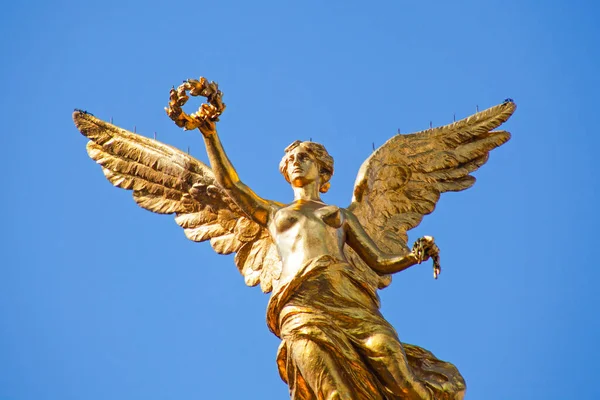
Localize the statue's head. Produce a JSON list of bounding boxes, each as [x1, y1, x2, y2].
[[279, 141, 334, 193]]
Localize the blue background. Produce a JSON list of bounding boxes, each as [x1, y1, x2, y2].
[[1, 1, 599, 399]]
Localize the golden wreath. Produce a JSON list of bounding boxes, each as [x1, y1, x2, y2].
[[165, 77, 226, 131]]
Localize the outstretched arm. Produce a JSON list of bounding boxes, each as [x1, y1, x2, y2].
[[343, 210, 437, 275], [202, 128, 272, 226], [166, 78, 273, 226]]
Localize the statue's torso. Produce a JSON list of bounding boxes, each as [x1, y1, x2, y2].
[[270, 200, 347, 282]]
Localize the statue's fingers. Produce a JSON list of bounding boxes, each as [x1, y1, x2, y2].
[[184, 116, 199, 130], [173, 117, 186, 128]]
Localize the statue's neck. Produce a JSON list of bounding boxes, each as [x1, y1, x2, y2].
[[292, 181, 321, 202]]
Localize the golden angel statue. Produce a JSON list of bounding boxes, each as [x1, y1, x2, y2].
[[74, 77, 516, 400]]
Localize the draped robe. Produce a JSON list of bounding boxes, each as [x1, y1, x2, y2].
[[267, 255, 466, 400]]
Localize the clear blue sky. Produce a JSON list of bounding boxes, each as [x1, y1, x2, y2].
[[1, 1, 599, 399]]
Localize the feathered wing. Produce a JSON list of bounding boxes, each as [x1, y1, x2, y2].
[[73, 111, 281, 293], [345, 101, 516, 288]]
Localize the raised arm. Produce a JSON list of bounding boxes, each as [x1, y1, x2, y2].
[[165, 78, 273, 226], [343, 210, 437, 275], [201, 129, 273, 226]]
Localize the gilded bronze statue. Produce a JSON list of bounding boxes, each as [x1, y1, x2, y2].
[[74, 77, 516, 399]]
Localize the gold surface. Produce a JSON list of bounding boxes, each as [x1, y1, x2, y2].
[[74, 77, 516, 399]]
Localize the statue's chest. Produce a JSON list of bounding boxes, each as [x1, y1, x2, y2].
[[275, 205, 343, 234]]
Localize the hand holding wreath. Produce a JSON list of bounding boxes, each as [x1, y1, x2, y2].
[[165, 77, 226, 136]]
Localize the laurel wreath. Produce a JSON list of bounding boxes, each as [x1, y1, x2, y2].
[[165, 77, 226, 131]]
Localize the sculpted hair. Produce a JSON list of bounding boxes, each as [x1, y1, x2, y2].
[[279, 141, 334, 193]]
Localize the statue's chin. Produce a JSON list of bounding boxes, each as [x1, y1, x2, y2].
[[291, 177, 306, 187]]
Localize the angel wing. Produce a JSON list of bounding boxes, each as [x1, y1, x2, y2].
[[345, 101, 516, 288], [73, 110, 282, 293]]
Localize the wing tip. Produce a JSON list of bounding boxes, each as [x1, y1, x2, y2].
[[73, 108, 94, 123], [471, 99, 517, 124], [73, 108, 93, 116], [73, 108, 102, 134], [500, 98, 517, 115]]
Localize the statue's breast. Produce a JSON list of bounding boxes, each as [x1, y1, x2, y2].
[[274, 203, 343, 234], [274, 208, 300, 233], [315, 205, 343, 229]]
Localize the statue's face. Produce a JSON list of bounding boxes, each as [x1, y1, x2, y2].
[[285, 145, 320, 188]]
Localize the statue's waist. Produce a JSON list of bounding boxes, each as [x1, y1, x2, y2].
[[279, 252, 347, 281], [266, 255, 379, 336]]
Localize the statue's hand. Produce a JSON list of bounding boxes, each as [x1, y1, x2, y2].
[[412, 236, 442, 279], [165, 77, 226, 136]]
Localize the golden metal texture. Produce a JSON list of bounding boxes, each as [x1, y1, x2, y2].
[[74, 77, 516, 399]]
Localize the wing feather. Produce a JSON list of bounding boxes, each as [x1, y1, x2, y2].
[[74, 110, 281, 292], [184, 224, 229, 242], [346, 101, 516, 288]]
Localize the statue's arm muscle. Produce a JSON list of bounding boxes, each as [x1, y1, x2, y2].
[[203, 131, 272, 226], [343, 210, 418, 274]]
